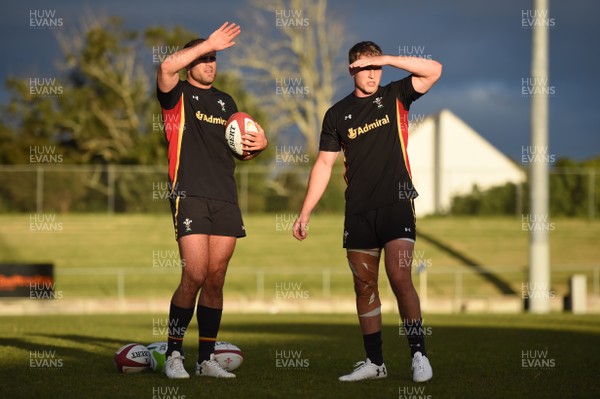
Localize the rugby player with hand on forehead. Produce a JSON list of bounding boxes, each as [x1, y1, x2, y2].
[[156, 22, 267, 379], [293, 41, 441, 382]]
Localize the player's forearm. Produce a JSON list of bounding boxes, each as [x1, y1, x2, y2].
[[384, 55, 442, 80], [299, 159, 334, 216], [158, 41, 214, 77]]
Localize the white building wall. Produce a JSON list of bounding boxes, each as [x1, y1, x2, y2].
[[409, 109, 526, 216]]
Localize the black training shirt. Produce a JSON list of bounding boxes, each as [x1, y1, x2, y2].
[[157, 80, 239, 203], [319, 76, 423, 215]]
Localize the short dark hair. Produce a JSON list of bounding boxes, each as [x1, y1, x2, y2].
[[183, 38, 206, 49], [348, 41, 383, 64]]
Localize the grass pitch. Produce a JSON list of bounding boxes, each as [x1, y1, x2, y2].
[[1, 313, 599, 399], [2, 214, 599, 397]]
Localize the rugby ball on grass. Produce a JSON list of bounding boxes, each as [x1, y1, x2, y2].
[[225, 112, 258, 157], [146, 341, 168, 373], [114, 343, 151, 373], [213, 341, 243, 371]]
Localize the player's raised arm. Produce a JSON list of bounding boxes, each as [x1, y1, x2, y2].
[[349, 54, 442, 94], [293, 150, 339, 241], [157, 22, 241, 93]]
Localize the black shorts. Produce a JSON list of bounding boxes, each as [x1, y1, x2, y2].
[[170, 196, 246, 240], [343, 200, 416, 249]]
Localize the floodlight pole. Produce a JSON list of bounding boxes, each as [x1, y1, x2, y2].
[[528, 0, 551, 313]]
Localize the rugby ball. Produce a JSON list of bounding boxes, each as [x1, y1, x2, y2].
[[114, 343, 151, 373], [213, 341, 243, 371], [225, 112, 258, 156], [147, 341, 168, 373]]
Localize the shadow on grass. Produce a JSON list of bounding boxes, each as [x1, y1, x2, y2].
[[417, 229, 517, 295], [2, 318, 599, 399]]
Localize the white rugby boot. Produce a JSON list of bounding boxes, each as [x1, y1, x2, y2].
[[339, 358, 387, 381], [195, 354, 236, 378], [164, 351, 190, 379], [412, 352, 433, 382]]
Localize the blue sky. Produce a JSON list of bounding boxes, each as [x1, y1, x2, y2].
[[1, 0, 598, 161]]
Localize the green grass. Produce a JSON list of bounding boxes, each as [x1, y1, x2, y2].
[[2, 214, 599, 300], [1, 313, 599, 399]]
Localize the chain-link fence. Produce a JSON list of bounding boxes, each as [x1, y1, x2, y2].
[[0, 164, 597, 218], [0, 164, 346, 214]]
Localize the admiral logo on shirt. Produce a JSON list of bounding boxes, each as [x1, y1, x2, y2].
[[195, 111, 227, 126], [347, 114, 390, 139]]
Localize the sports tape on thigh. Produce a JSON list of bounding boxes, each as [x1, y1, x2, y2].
[[348, 248, 382, 258]]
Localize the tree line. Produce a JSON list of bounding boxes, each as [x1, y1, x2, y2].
[[450, 157, 600, 217]]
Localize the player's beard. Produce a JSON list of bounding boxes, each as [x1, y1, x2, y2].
[[189, 66, 216, 88]]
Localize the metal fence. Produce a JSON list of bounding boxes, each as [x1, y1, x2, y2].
[[54, 264, 600, 311], [0, 164, 344, 214], [0, 164, 598, 218]]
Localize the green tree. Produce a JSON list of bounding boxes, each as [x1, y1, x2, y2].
[[449, 156, 600, 218], [0, 16, 269, 212], [232, 0, 347, 155]]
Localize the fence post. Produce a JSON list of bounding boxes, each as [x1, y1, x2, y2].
[[107, 165, 115, 214], [454, 271, 463, 312], [117, 270, 125, 301], [239, 167, 248, 215], [589, 169, 595, 221], [419, 269, 428, 309], [322, 269, 331, 299], [516, 181, 523, 217], [36, 165, 44, 213], [257, 270, 264, 299]]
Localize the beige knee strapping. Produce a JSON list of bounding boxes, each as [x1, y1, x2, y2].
[[347, 249, 382, 317]]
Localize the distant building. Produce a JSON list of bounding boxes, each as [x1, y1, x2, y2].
[[408, 109, 526, 216]]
